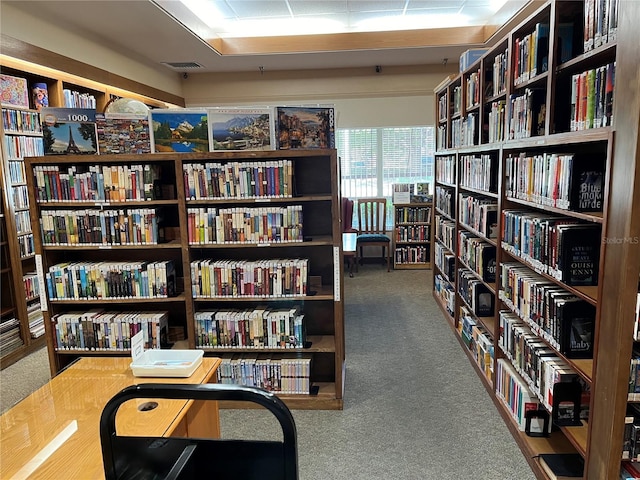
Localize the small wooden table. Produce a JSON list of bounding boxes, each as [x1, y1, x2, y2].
[[343, 232, 358, 277], [0, 356, 221, 480]]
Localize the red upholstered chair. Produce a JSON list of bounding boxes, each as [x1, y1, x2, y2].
[[341, 197, 358, 233], [356, 197, 391, 272]]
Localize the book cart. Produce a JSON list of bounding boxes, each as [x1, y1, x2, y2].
[[0, 44, 182, 369], [24, 149, 346, 411], [433, 1, 640, 478]]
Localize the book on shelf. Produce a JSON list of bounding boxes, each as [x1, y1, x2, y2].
[[458, 269, 495, 317], [0, 74, 29, 109], [538, 453, 584, 479], [31, 82, 49, 112], [554, 224, 601, 286], [584, 0, 619, 52], [571, 63, 615, 131], [62, 89, 96, 109]]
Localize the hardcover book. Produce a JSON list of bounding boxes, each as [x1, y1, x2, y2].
[[557, 298, 595, 358], [41, 108, 98, 155], [556, 224, 601, 286], [0, 74, 29, 108], [150, 109, 210, 153], [276, 106, 335, 149], [208, 107, 273, 151], [539, 453, 584, 478]]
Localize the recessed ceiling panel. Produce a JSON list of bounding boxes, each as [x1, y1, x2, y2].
[[222, 0, 291, 19], [346, 1, 406, 13], [289, 1, 348, 16]]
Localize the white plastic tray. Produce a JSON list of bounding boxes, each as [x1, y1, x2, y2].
[[130, 349, 204, 378]]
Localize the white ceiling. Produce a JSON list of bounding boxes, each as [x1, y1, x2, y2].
[[2, 0, 531, 73]]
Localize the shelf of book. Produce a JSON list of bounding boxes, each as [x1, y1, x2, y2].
[[432, 1, 640, 476], [24, 149, 345, 410]]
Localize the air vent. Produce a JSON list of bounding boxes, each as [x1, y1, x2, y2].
[[161, 62, 204, 70]]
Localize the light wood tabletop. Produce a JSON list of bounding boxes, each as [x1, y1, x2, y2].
[[0, 356, 221, 480]]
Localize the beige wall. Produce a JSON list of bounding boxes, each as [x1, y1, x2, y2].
[[182, 64, 457, 127], [0, 2, 183, 97]]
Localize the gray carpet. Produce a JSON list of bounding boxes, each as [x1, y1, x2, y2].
[[0, 267, 535, 479]]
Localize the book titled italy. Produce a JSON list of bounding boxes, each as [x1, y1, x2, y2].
[[41, 107, 97, 155]]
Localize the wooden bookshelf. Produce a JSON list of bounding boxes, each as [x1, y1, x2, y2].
[[433, 1, 640, 478], [393, 202, 432, 270], [24, 149, 345, 411]]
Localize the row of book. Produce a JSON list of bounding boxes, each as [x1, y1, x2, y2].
[[436, 125, 447, 151], [505, 152, 605, 212], [40, 208, 162, 246], [63, 89, 96, 109], [0, 317, 23, 355], [23, 272, 40, 299], [487, 100, 507, 144], [434, 274, 455, 316], [216, 354, 312, 395], [394, 245, 429, 265], [499, 264, 595, 359], [465, 70, 480, 109], [15, 210, 31, 235], [183, 160, 295, 200], [1, 107, 41, 133], [395, 225, 430, 243], [628, 356, 640, 402], [7, 160, 26, 185], [187, 205, 303, 245], [624, 404, 640, 463], [50, 310, 168, 351], [451, 113, 477, 148], [513, 22, 549, 86], [496, 357, 543, 432], [501, 210, 601, 286], [506, 88, 546, 140], [32, 164, 164, 203], [458, 268, 495, 317], [498, 311, 590, 416], [459, 154, 496, 193], [452, 85, 462, 116], [438, 92, 448, 123], [491, 49, 508, 98], [458, 230, 496, 283], [435, 215, 455, 252], [459, 306, 493, 380], [395, 206, 430, 223], [435, 155, 455, 185], [435, 186, 454, 218], [584, 0, 619, 52], [194, 307, 305, 349], [435, 242, 455, 283], [27, 302, 44, 338], [3, 134, 44, 161], [570, 62, 615, 132], [46, 260, 176, 300], [191, 258, 308, 298], [458, 194, 498, 239], [18, 233, 34, 258], [12, 185, 28, 210]]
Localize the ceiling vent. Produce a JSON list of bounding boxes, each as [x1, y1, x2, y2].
[[161, 62, 204, 70]]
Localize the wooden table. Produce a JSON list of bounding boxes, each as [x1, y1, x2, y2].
[[343, 232, 358, 277], [0, 356, 221, 480]]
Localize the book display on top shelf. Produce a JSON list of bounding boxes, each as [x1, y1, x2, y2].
[[41, 108, 97, 155], [96, 113, 151, 155], [150, 109, 210, 153], [275, 106, 335, 150], [208, 107, 273, 151]]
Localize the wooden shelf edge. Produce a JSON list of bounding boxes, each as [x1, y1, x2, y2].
[[218, 382, 342, 410]]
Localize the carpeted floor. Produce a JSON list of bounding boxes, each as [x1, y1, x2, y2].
[[0, 267, 535, 479]]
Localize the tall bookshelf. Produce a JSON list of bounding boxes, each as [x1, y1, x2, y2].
[[24, 149, 345, 410], [393, 203, 431, 269], [433, 1, 640, 478], [0, 44, 183, 369]]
